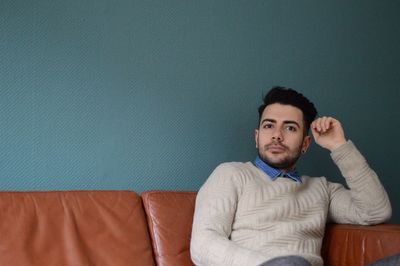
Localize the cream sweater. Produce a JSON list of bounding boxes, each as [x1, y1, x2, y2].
[[190, 141, 391, 266]]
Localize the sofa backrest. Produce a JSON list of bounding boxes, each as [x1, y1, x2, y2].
[[142, 191, 196, 266], [0, 191, 155, 266]]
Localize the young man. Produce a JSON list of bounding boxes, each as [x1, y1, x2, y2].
[[190, 87, 392, 266]]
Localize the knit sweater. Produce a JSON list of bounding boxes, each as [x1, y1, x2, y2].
[[190, 141, 391, 266]]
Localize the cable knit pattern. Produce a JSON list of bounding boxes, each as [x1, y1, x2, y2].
[[190, 141, 391, 266]]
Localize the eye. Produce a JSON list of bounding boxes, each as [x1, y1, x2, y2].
[[263, 123, 273, 129], [286, 125, 297, 132]]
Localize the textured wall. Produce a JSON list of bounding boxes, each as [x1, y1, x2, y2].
[[1, 1, 399, 222]]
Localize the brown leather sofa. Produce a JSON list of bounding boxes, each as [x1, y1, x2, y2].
[[0, 190, 399, 266]]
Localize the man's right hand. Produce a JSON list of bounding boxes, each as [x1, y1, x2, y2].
[[311, 116, 347, 152]]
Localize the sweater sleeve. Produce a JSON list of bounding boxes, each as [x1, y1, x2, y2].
[[190, 163, 267, 266], [327, 140, 392, 225]]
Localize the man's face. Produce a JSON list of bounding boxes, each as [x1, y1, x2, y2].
[[255, 103, 311, 172]]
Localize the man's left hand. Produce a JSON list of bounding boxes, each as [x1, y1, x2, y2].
[[311, 117, 347, 152]]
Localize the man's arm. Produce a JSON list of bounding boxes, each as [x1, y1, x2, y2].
[[190, 163, 267, 266], [311, 117, 392, 224], [327, 141, 392, 224]]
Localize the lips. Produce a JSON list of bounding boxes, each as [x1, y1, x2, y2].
[[266, 144, 286, 153]]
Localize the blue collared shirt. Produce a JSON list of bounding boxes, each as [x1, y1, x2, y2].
[[254, 155, 302, 183]]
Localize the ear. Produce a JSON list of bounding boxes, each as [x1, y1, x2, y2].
[[301, 135, 311, 154], [255, 129, 259, 148]]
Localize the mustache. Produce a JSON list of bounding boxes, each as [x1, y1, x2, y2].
[[263, 142, 288, 150]]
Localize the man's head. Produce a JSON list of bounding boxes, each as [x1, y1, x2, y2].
[[255, 87, 317, 172], [258, 87, 317, 134]]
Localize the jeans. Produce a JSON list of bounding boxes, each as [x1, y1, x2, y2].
[[368, 254, 400, 266], [259, 256, 311, 266], [259, 254, 400, 266]]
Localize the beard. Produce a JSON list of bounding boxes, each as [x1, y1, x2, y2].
[[258, 141, 303, 171]]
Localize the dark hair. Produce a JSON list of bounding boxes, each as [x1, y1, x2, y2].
[[258, 86, 318, 133]]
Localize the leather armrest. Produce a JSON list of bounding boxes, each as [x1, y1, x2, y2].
[[322, 223, 400, 266]]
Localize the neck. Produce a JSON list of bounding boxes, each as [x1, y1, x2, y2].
[[280, 164, 297, 173]]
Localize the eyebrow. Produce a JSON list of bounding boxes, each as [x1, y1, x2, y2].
[[260, 119, 301, 128]]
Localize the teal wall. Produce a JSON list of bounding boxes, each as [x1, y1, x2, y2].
[[1, 1, 399, 222]]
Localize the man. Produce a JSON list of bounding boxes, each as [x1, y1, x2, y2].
[[190, 87, 392, 266]]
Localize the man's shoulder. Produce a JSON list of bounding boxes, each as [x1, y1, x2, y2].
[[214, 161, 255, 174], [202, 161, 260, 189]]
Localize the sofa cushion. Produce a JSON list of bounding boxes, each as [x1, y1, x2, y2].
[[142, 191, 196, 266], [0, 191, 155, 266]]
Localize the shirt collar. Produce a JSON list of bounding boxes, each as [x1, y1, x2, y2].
[[254, 155, 302, 183]]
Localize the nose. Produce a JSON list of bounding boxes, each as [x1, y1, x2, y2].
[[272, 128, 283, 142]]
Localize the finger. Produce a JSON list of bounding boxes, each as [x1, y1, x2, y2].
[[311, 120, 316, 131], [323, 117, 333, 132], [310, 122, 319, 139], [316, 116, 327, 132], [311, 120, 317, 131], [326, 117, 340, 132], [312, 118, 323, 133], [311, 119, 319, 133], [321, 116, 328, 132]]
